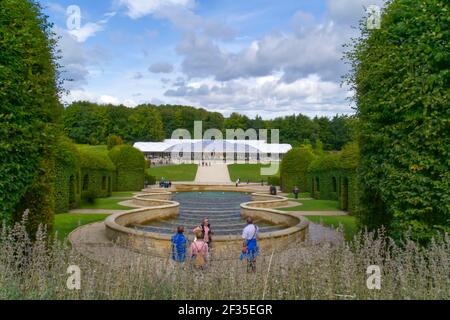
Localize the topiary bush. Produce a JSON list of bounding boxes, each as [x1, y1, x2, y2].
[[108, 145, 146, 191], [107, 134, 124, 150], [280, 145, 316, 193], [345, 0, 450, 242], [0, 0, 62, 233], [308, 152, 340, 200], [144, 171, 156, 187], [77, 146, 115, 198]]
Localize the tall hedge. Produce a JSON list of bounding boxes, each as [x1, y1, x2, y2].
[[0, 0, 61, 233], [280, 145, 316, 193], [108, 145, 146, 191], [54, 138, 81, 213], [77, 146, 115, 198], [307, 143, 360, 213], [308, 152, 340, 199], [346, 0, 450, 241]]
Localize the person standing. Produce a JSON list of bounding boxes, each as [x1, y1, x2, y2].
[[171, 226, 188, 262], [190, 229, 209, 269], [293, 186, 300, 199], [194, 218, 213, 248], [240, 217, 259, 273]]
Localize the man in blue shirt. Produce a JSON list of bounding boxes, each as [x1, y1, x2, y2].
[[171, 225, 187, 262]]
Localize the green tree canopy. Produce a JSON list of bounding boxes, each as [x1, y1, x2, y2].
[[128, 105, 165, 142]]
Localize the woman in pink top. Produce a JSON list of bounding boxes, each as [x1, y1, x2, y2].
[[190, 229, 209, 268]]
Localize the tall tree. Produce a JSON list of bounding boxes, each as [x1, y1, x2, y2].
[[128, 105, 165, 142]]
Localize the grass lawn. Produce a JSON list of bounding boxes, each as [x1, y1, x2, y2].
[[227, 164, 279, 183], [286, 192, 312, 199], [281, 199, 341, 211], [147, 164, 198, 181], [305, 215, 357, 241], [54, 214, 109, 241], [111, 191, 137, 198], [78, 197, 133, 210]]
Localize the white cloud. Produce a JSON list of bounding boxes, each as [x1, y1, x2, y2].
[[117, 0, 194, 19], [69, 22, 105, 42], [164, 74, 353, 118], [99, 95, 120, 104], [63, 90, 138, 107], [177, 21, 347, 83], [68, 12, 116, 42]]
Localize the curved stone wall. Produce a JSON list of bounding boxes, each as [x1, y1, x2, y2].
[[105, 187, 308, 258]]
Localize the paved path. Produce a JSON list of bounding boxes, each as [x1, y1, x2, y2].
[[195, 163, 232, 184]]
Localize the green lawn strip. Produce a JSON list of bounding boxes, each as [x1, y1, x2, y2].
[[285, 192, 312, 199], [280, 199, 340, 211], [78, 197, 133, 210], [54, 214, 109, 241], [111, 191, 136, 198], [305, 215, 357, 241], [227, 164, 279, 183], [147, 164, 198, 181]]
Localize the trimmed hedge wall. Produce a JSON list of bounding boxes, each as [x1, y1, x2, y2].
[[1, 0, 62, 234], [267, 176, 281, 187], [280, 145, 316, 193], [108, 145, 145, 191], [77, 146, 115, 199], [13, 156, 55, 236], [54, 138, 81, 213], [307, 143, 360, 214]]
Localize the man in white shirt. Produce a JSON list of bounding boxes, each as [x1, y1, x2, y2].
[[241, 217, 259, 272], [242, 217, 259, 240]]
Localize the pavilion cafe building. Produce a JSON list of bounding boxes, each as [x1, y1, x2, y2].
[[134, 139, 292, 164]]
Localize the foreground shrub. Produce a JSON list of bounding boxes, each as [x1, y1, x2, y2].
[[0, 218, 448, 300]]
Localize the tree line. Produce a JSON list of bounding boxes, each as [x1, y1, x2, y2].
[[63, 101, 356, 151]]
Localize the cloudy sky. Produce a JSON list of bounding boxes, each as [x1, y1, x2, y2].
[[41, 0, 385, 119]]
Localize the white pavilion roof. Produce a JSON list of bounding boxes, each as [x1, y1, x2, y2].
[[134, 139, 292, 154]]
